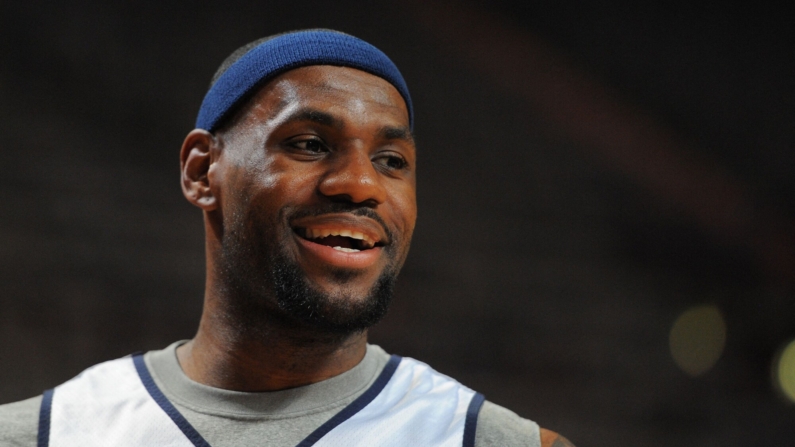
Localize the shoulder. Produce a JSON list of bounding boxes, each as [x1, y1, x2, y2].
[[376, 351, 576, 446], [474, 400, 541, 447], [0, 395, 41, 447], [474, 401, 576, 447], [0, 355, 136, 447]]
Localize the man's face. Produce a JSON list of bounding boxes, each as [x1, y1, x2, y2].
[[211, 65, 417, 334]]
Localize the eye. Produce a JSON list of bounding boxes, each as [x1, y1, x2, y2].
[[374, 153, 408, 171], [289, 137, 328, 154]]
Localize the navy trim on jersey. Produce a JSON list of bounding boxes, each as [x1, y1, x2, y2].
[[295, 354, 403, 447], [462, 392, 486, 447], [132, 354, 212, 447], [37, 388, 53, 447]]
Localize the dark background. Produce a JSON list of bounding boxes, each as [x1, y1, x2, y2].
[[2, 1, 794, 445]]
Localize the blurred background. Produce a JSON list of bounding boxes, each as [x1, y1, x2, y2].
[[1, 1, 794, 445]]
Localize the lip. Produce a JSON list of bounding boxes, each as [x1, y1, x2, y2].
[[295, 236, 384, 269], [291, 213, 389, 270], [291, 214, 389, 245]]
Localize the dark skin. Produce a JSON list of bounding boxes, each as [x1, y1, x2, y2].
[[178, 65, 572, 447], [541, 429, 576, 447]]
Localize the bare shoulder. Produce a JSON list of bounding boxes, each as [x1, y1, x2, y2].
[[0, 396, 41, 447], [540, 428, 577, 447]]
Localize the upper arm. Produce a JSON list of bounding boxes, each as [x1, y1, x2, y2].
[[540, 428, 576, 447]]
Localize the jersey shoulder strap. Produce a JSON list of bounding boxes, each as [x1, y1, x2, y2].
[[38, 355, 207, 447], [301, 356, 485, 447]]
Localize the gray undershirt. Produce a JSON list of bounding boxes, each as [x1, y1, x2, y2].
[[0, 342, 540, 446]]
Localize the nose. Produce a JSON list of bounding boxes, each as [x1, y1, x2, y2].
[[317, 149, 387, 206]]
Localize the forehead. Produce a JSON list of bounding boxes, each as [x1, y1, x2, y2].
[[241, 65, 410, 128]]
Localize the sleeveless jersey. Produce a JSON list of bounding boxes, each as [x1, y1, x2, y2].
[[37, 354, 485, 447]]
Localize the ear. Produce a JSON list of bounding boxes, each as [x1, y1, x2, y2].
[[180, 129, 218, 211]]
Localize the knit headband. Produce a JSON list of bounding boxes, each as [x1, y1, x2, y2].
[[196, 30, 414, 132]]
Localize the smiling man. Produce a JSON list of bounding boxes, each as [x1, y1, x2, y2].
[[0, 30, 574, 447]]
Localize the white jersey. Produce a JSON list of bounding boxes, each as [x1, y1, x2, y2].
[[38, 354, 485, 447]]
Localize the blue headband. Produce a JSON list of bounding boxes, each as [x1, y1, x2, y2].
[[196, 30, 414, 132]]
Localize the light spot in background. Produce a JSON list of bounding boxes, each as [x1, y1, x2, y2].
[[669, 305, 727, 376], [774, 339, 795, 403]]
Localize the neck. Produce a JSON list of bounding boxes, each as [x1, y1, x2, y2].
[[177, 302, 368, 391]]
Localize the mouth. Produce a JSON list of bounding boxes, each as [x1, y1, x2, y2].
[[294, 227, 384, 252], [290, 214, 390, 269]]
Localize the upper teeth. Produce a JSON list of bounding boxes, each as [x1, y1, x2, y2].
[[305, 228, 376, 248]]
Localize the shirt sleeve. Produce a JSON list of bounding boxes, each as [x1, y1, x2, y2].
[[474, 400, 541, 447], [0, 395, 41, 447]]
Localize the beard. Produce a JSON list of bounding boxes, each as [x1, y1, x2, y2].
[[216, 200, 400, 338]]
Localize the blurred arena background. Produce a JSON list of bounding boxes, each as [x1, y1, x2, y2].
[[1, 1, 794, 445]]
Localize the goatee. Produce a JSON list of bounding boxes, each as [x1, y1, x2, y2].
[[217, 202, 399, 337]]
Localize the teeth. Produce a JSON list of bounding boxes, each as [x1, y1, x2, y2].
[[304, 228, 376, 247], [333, 246, 360, 253]]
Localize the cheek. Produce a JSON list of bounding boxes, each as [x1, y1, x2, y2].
[[390, 184, 417, 239], [248, 157, 319, 210]]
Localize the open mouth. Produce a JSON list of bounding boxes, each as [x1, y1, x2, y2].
[[295, 228, 383, 253]]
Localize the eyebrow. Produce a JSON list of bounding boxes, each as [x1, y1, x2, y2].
[[280, 108, 343, 129], [278, 107, 415, 144], [378, 126, 415, 145]]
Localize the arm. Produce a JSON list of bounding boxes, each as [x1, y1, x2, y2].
[[540, 428, 576, 447]]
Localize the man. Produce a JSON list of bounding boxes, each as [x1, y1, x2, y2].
[[0, 29, 574, 447]]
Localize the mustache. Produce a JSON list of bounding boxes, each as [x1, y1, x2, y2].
[[286, 203, 394, 242]]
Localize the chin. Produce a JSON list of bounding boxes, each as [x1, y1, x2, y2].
[[271, 257, 397, 335]]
